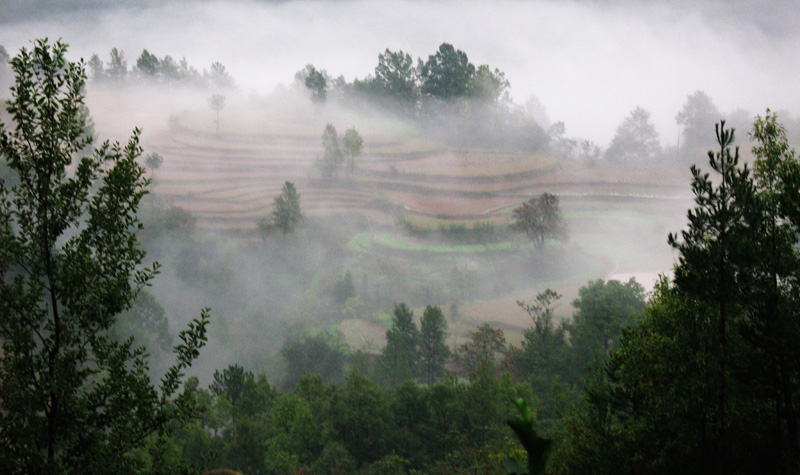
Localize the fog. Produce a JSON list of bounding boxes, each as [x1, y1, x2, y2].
[[2, 0, 799, 144], [1, 0, 795, 381]]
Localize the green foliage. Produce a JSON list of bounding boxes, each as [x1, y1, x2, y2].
[[419, 305, 451, 387], [112, 290, 172, 352], [556, 115, 800, 474], [511, 193, 567, 249], [362, 48, 419, 109], [271, 181, 302, 237], [0, 39, 209, 474], [295, 64, 328, 102], [472, 64, 510, 103], [510, 290, 571, 396], [330, 371, 391, 466], [136, 49, 160, 76], [569, 278, 646, 371], [280, 330, 347, 389], [419, 43, 476, 100], [380, 303, 420, 387]]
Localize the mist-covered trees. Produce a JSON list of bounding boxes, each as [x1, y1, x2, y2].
[[0, 45, 10, 93], [86, 46, 234, 89], [676, 90, 721, 151], [208, 93, 226, 135], [0, 39, 209, 473], [281, 331, 346, 389], [342, 127, 363, 176], [295, 64, 329, 102], [315, 123, 344, 179], [511, 193, 567, 248], [604, 107, 661, 164], [272, 181, 303, 237], [144, 151, 163, 175], [355, 48, 419, 109], [315, 123, 362, 179]]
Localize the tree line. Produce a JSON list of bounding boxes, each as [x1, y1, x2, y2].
[[85, 46, 235, 89]]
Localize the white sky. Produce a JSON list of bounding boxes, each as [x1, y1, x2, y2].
[[2, 0, 798, 145]]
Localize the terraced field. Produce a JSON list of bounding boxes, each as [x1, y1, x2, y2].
[[147, 101, 691, 232], [88, 89, 697, 348]]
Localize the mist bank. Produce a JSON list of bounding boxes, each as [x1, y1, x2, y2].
[[2, 0, 798, 144]]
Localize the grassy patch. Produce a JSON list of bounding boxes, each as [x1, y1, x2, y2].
[[347, 232, 519, 254]]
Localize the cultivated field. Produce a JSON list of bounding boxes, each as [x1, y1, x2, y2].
[[89, 88, 695, 348]]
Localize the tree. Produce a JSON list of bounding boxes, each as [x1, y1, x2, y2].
[[342, 127, 363, 176], [419, 43, 475, 100], [330, 371, 391, 467], [295, 64, 328, 102], [281, 331, 346, 389], [271, 181, 302, 237], [604, 107, 661, 164], [144, 151, 163, 177], [380, 303, 420, 388], [136, 49, 160, 77], [676, 90, 721, 152], [87, 53, 105, 82], [0, 39, 209, 474], [453, 323, 506, 377], [107, 47, 127, 83], [668, 121, 753, 473], [554, 115, 800, 474], [511, 193, 567, 249], [471, 64, 510, 103], [373, 48, 418, 105], [316, 123, 344, 179], [551, 280, 718, 475], [208, 61, 234, 90], [745, 110, 800, 465], [511, 290, 571, 392], [419, 305, 451, 387], [569, 279, 646, 372], [208, 93, 226, 135]]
